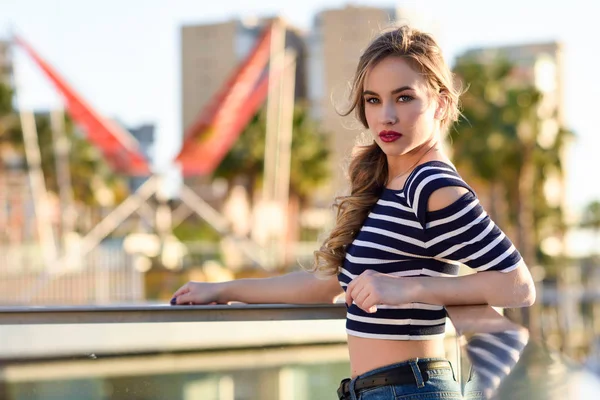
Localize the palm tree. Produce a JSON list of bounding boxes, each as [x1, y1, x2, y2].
[[451, 58, 515, 229], [452, 57, 572, 270]]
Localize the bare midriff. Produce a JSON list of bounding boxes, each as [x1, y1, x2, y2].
[[347, 334, 446, 377]]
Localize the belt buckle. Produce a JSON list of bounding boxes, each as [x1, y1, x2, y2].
[[337, 378, 351, 399]]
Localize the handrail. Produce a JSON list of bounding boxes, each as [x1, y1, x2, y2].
[[0, 303, 519, 328], [0, 303, 347, 324]]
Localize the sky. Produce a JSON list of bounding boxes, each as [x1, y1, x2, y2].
[[1, 0, 599, 220]]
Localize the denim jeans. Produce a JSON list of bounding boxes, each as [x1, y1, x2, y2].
[[339, 358, 462, 400]]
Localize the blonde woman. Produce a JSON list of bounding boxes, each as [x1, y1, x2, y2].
[[171, 26, 536, 400]]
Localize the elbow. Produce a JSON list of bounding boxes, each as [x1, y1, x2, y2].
[[510, 278, 537, 308], [490, 273, 536, 308], [505, 262, 537, 308], [521, 280, 537, 307]]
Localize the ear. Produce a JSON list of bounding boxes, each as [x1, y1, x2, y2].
[[434, 91, 448, 120]]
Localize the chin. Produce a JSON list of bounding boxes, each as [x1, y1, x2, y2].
[[377, 142, 410, 156]]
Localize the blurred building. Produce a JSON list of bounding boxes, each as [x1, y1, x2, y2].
[[306, 5, 396, 199], [460, 42, 565, 124]]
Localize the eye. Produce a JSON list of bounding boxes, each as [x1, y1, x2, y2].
[[397, 95, 414, 103], [365, 97, 380, 104]]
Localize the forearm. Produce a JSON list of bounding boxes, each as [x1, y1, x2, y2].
[[218, 270, 343, 305], [412, 264, 536, 308]]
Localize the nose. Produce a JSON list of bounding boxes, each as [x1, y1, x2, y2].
[[380, 102, 398, 125]]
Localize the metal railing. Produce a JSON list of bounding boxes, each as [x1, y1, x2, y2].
[[0, 303, 346, 325], [0, 303, 599, 399]]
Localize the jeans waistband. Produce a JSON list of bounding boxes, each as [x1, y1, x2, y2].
[[337, 359, 452, 400]]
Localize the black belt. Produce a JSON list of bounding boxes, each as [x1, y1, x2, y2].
[[337, 360, 451, 399]]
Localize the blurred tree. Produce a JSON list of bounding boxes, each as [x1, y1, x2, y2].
[[581, 200, 600, 256], [5, 112, 129, 209], [0, 82, 12, 119], [0, 83, 130, 234], [452, 57, 573, 270], [450, 59, 515, 228], [0, 83, 18, 158], [214, 102, 330, 208]]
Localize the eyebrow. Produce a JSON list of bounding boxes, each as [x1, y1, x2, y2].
[[362, 86, 414, 96]]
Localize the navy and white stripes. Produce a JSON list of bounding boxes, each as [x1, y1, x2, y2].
[[338, 161, 523, 340]]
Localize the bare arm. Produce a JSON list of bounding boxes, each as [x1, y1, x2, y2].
[[411, 261, 536, 307], [344, 263, 535, 312], [172, 270, 344, 305]]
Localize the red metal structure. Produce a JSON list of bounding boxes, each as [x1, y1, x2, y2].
[[176, 25, 273, 176], [16, 24, 273, 177], [15, 36, 150, 176]]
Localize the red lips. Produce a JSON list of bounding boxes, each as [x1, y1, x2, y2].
[[379, 130, 403, 143]]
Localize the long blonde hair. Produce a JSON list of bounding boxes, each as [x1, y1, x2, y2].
[[311, 25, 462, 277]]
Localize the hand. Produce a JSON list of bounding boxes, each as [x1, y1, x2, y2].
[[171, 281, 225, 306], [345, 270, 418, 313]]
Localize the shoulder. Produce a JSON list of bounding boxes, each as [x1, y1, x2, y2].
[[427, 186, 471, 212], [404, 160, 476, 227]]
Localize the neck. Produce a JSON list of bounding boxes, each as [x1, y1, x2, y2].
[[387, 139, 440, 183]]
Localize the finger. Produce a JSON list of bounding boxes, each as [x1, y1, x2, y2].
[[353, 288, 371, 311], [345, 279, 360, 307], [362, 294, 378, 313], [172, 284, 190, 298], [175, 292, 193, 305], [354, 293, 377, 313], [345, 275, 361, 306]]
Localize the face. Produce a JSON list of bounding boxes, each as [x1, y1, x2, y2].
[[362, 56, 443, 157]]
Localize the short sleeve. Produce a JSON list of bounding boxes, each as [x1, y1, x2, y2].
[[404, 162, 522, 273], [424, 192, 522, 272], [404, 162, 474, 230]]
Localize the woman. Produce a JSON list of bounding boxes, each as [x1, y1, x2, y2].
[[171, 25, 536, 399]]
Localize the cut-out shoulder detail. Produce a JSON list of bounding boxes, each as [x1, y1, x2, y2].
[[398, 162, 475, 230], [427, 186, 471, 212]]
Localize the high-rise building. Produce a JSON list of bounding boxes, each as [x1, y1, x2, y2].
[[307, 6, 397, 198]]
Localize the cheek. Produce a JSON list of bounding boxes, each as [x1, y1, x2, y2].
[[402, 104, 431, 127]]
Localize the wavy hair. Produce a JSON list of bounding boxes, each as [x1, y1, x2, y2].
[[311, 25, 462, 277]]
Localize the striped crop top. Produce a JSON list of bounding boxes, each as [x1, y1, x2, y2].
[[337, 161, 522, 340]]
